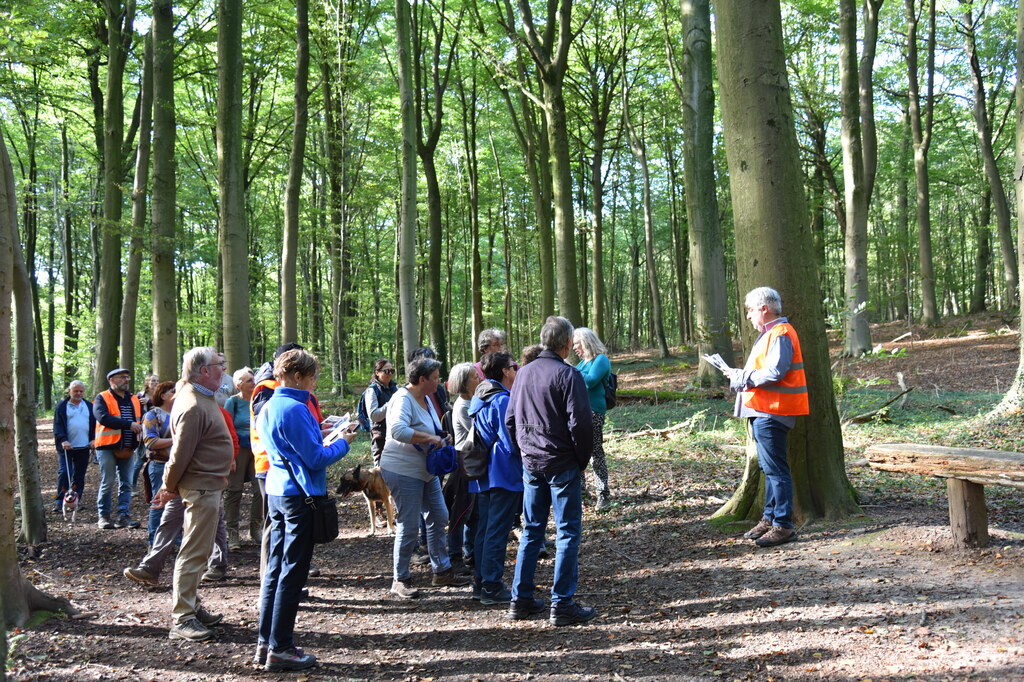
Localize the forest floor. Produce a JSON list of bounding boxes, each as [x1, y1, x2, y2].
[[11, 312, 1024, 681]]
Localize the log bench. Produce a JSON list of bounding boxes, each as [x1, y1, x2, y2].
[[865, 443, 1024, 548]]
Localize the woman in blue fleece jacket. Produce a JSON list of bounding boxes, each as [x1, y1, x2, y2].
[[255, 349, 355, 673], [467, 350, 521, 604], [572, 327, 612, 509]]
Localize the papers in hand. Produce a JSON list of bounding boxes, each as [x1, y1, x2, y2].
[[322, 413, 353, 446], [702, 353, 734, 374]]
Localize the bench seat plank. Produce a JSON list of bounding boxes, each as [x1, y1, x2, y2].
[[864, 444, 1024, 490]]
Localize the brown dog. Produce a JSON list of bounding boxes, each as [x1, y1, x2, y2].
[[336, 464, 395, 536]]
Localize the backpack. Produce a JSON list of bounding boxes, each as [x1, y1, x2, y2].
[[604, 371, 618, 410], [357, 384, 382, 431], [460, 420, 495, 481]]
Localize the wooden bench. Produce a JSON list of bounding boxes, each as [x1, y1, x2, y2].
[[865, 443, 1024, 548]]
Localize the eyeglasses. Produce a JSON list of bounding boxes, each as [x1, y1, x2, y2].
[[205, 361, 227, 369]]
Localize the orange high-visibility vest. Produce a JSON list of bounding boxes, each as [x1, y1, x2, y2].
[[742, 322, 809, 416], [251, 379, 326, 474], [94, 390, 142, 448]]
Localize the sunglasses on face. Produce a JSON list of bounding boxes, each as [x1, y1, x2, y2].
[[379, 368, 395, 374]]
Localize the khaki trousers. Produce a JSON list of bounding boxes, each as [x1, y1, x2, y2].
[[171, 487, 222, 624]]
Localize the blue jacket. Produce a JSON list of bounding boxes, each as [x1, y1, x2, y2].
[[468, 379, 522, 493], [505, 350, 593, 475], [258, 386, 350, 496], [54, 398, 96, 451], [576, 353, 611, 414]]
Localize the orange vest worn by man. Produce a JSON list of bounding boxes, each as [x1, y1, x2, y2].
[[93, 367, 144, 530]]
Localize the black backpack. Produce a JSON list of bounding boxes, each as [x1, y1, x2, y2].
[[604, 371, 618, 410], [357, 384, 382, 431], [460, 420, 495, 481]]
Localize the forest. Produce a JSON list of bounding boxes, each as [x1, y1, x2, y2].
[[0, 0, 1018, 407]]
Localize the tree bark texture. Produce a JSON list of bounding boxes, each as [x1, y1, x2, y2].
[[281, 0, 310, 345], [218, 0, 250, 371], [396, 0, 420, 361], [713, 0, 859, 525]]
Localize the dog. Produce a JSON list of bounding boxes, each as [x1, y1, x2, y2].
[[62, 487, 80, 523], [336, 464, 395, 536]]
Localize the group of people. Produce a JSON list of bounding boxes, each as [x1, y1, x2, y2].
[[48, 284, 807, 673]]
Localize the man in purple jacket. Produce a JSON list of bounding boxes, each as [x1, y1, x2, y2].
[[504, 315, 596, 626]]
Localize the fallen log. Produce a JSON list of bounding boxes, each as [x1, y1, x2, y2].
[[844, 387, 914, 424]]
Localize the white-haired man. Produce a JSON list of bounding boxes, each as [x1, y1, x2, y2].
[[152, 347, 234, 642]]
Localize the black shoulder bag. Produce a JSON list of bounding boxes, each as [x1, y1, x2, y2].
[[278, 454, 339, 544]]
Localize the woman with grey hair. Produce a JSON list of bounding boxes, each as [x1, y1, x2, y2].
[[223, 366, 263, 549], [572, 327, 613, 509], [381, 357, 469, 599]]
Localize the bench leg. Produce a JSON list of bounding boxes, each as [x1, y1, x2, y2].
[[947, 479, 989, 548]]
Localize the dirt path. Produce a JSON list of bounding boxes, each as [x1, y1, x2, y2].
[[12, 315, 1024, 680]]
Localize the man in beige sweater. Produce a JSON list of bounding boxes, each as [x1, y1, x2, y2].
[[152, 346, 233, 642]]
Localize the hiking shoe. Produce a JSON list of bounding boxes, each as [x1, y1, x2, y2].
[[169, 617, 214, 642], [202, 566, 226, 581], [227, 531, 241, 551], [114, 514, 140, 529], [195, 605, 223, 627], [265, 646, 316, 672], [253, 642, 268, 666], [596, 492, 611, 510], [743, 517, 773, 540], [123, 566, 158, 586], [410, 545, 430, 565], [480, 585, 512, 605], [469, 577, 482, 600], [432, 568, 471, 587], [508, 597, 547, 620], [755, 526, 797, 548], [97, 516, 114, 530], [549, 602, 597, 627], [391, 579, 419, 600]]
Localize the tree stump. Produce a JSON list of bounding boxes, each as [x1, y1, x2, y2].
[[947, 479, 988, 548]]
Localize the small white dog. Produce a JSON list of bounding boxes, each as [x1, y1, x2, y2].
[[62, 488, 80, 523]]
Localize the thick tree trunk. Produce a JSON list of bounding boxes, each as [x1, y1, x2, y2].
[[678, 0, 733, 381], [94, 0, 136, 392], [713, 0, 860, 525], [544, 77, 582, 324], [859, 0, 883, 207], [218, 0, 250, 371], [281, 0, 309, 345], [121, 34, 152, 378], [396, 0, 419, 360], [840, 0, 872, 357]]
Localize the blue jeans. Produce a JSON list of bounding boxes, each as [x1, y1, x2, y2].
[[751, 416, 793, 528], [259, 495, 314, 652], [511, 467, 583, 606], [95, 449, 134, 518], [462, 494, 478, 560], [147, 461, 166, 544], [381, 469, 451, 580], [55, 448, 90, 509], [479, 487, 520, 590]]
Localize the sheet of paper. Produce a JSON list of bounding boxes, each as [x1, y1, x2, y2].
[[322, 412, 352, 446]]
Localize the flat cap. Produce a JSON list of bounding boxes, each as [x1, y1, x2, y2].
[[106, 368, 130, 380]]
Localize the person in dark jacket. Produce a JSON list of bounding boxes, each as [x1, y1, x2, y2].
[[53, 380, 96, 512], [505, 315, 596, 626]]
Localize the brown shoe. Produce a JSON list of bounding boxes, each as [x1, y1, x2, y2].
[[432, 568, 471, 587], [755, 526, 797, 548], [391, 579, 419, 599], [743, 517, 773, 540]]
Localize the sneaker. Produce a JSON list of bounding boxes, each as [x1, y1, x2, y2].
[[227, 531, 241, 551], [508, 597, 546, 620], [549, 601, 597, 627], [168, 617, 214, 642], [97, 516, 114, 530], [743, 517, 773, 540], [265, 646, 317, 672], [123, 566, 158, 586], [202, 567, 226, 581], [470, 578, 482, 600], [596, 492, 611, 510], [432, 568, 471, 587], [480, 585, 512, 605], [253, 642, 268, 666], [755, 526, 797, 548], [391, 578, 419, 600], [410, 545, 430, 565], [195, 605, 223, 627], [114, 514, 140, 529]]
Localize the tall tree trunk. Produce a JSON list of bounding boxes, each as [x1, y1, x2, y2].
[[895, 109, 911, 321], [906, 0, 939, 326], [219, 0, 250, 371], [840, 0, 871, 356], [969, 208, 989, 314], [860, 0, 883, 207], [675, 0, 733, 381], [455, 56, 484, 349], [94, 0, 136, 392], [396, 0, 419, 360], [281, 0, 310, 344], [60, 125, 79, 385], [122, 32, 153, 378], [713, 0, 859, 525], [963, 2, 1017, 308]]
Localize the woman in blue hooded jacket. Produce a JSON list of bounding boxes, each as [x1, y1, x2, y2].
[[467, 350, 520, 605]]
